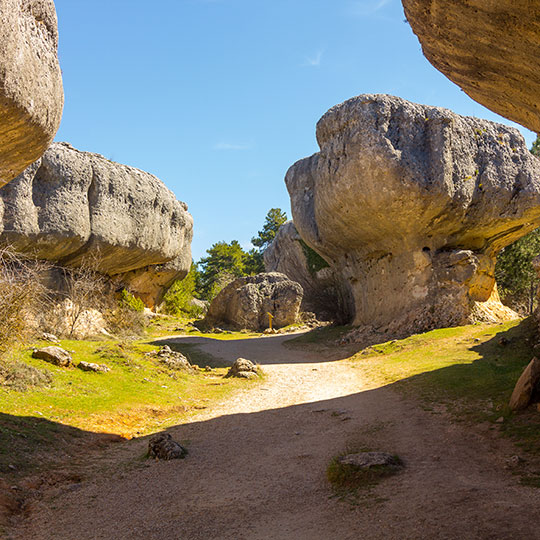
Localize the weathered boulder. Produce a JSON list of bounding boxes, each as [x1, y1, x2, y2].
[[264, 221, 352, 322], [32, 346, 71, 367], [77, 361, 110, 373], [205, 272, 303, 331], [148, 433, 188, 460], [402, 1, 540, 133], [0, 0, 63, 186], [0, 142, 193, 306], [286, 94, 540, 333], [149, 345, 193, 371], [509, 357, 540, 411], [225, 358, 259, 379]]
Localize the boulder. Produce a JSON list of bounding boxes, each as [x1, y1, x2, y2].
[[151, 345, 192, 371], [205, 272, 303, 331], [286, 94, 540, 334], [264, 221, 352, 322], [509, 358, 540, 411], [403, 1, 540, 133], [225, 358, 259, 379], [32, 346, 72, 367], [77, 361, 110, 373], [0, 142, 193, 307], [148, 433, 188, 460], [0, 0, 64, 186]]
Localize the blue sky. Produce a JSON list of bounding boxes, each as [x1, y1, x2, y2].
[[53, 0, 536, 261]]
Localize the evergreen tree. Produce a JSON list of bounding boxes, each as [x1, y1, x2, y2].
[[251, 208, 287, 251]]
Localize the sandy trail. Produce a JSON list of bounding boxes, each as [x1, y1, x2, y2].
[[12, 334, 540, 539]]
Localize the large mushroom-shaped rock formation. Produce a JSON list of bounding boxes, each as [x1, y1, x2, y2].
[[0, 0, 64, 186], [286, 94, 540, 333], [264, 221, 351, 322], [0, 142, 193, 307], [205, 272, 303, 331], [402, 1, 540, 134]]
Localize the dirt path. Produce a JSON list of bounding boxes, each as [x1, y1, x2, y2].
[[11, 334, 540, 539]]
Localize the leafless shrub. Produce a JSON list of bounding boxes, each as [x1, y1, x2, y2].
[[0, 246, 50, 355]]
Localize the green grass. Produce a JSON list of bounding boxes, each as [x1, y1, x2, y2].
[[349, 318, 540, 457], [0, 335, 258, 478], [285, 324, 354, 347]]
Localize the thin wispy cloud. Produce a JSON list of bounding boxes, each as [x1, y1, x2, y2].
[[214, 142, 251, 151], [303, 49, 324, 67], [348, 0, 392, 17]]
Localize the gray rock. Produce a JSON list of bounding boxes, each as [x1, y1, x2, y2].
[[286, 94, 540, 334], [77, 361, 110, 373], [264, 221, 352, 322], [337, 452, 402, 470], [403, 0, 540, 133], [41, 332, 59, 344], [226, 358, 258, 379], [0, 0, 63, 186], [205, 272, 303, 331], [148, 433, 188, 460], [32, 346, 72, 367], [0, 142, 193, 307], [149, 345, 193, 371]]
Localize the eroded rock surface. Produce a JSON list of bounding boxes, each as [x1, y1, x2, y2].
[[286, 94, 540, 333], [32, 346, 72, 367], [0, 0, 64, 186], [205, 272, 303, 331], [403, 0, 540, 133], [0, 142, 193, 306], [264, 221, 351, 322], [225, 358, 259, 379]]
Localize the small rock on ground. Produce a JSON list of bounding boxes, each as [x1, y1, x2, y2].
[[337, 452, 402, 470], [77, 361, 110, 373], [148, 433, 188, 460], [226, 358, 259, 379], [32, 346, 72, 367]]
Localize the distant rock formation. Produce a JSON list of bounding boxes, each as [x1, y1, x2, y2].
[[0, 142, 193, 307], [0, 0, 64, 186], [402, 0, 540, 133], [286, 94, 540, 334], [264, 221, 351, 322], [205, 272, 303, 331]]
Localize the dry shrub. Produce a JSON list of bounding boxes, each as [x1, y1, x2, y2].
[[0, 361, 53, 391], [0, 247, 49, 355]]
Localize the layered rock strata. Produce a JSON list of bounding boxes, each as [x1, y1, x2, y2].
[[205, 273, 303, 331], [0, 142, 193, 307], [264, 221, 351, 322], [0, 0, 64, 186], [286, 94, 540, 333], [402, 0, 540, 133]]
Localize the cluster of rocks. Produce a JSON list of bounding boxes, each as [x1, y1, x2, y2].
[[146, 345, 193, 371], [31, 345, 110, 373], [225, 358, 259, 379], [205, 272, 303, 331], [284, 94, 540, 335]]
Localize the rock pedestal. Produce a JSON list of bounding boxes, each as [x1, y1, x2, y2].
[[286, 94, 540, 333]]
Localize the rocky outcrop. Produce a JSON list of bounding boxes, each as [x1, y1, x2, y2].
[[0, 0, 63, 186], [205, 272, 303, 331], [264, 221, 351, 322], [286, 94, 540, 333], [0, 142, 193, 306], [402, 1, 540, 133]]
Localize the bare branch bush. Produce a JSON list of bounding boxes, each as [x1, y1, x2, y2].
[[0, 246, 50, 356]]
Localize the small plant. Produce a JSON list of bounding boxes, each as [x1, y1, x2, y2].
[[119, 289, 145, 312], [0, 361, 53, 392]]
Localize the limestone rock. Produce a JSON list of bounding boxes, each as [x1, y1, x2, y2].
[[32, 346, 71, 367], [225, 358, 258, 379], [0, 142, 193, 307], [509, 358, 540, 411], [77, 361, 110, 373], [148, 433, 188, 460], [286, 94, 540, 333], [151, 345, 192, 371], [0, 0, 64, 186], [403, 1, 540, 133], [264, 221, 351, 322], [337, 452, 402, 471], [205, 272, 303, 331]]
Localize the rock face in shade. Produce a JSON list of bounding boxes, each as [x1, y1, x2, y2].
[[0, 0, 64, 186], [402, 0, 540, 133], [286, 94, 540, 334], [205, 273, 303, 331], [264, 221, 351, 322], [0, 142, 193, 307]]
